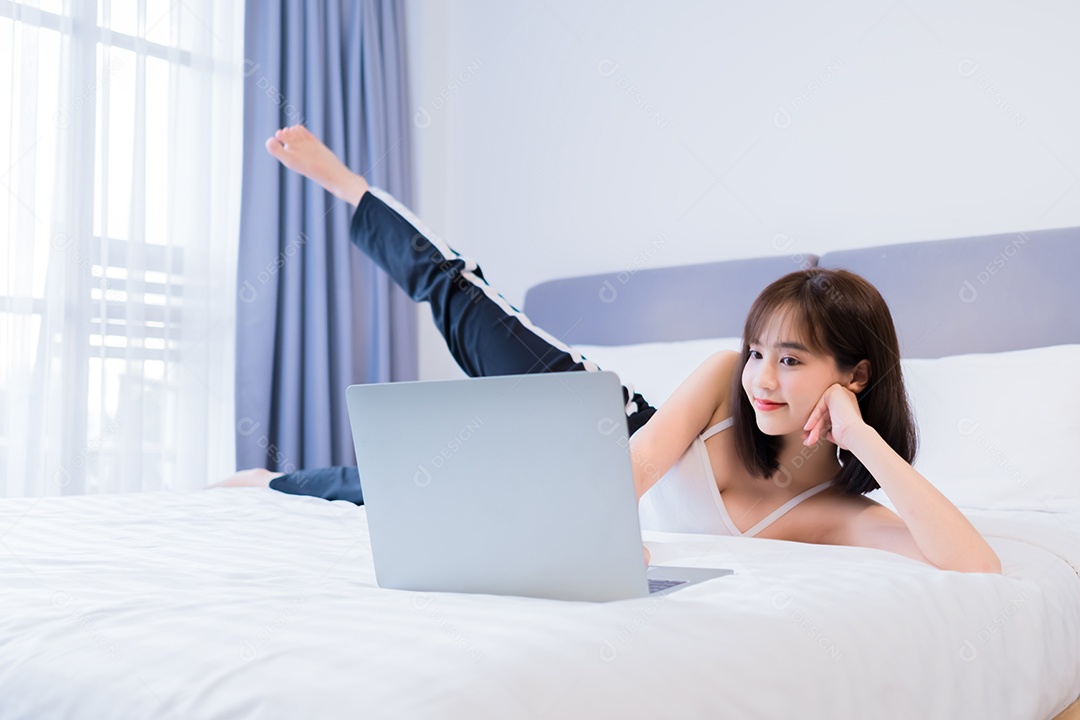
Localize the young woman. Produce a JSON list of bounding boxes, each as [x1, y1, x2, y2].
[[211, 125, 1002, 575]]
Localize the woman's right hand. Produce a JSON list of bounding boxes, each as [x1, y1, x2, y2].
[[643, 545, 651, 566]]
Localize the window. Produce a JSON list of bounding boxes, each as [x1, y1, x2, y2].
[[0, 0, 242, 496]]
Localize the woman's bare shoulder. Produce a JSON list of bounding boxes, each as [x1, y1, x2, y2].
[[705, 350, 741, 421], [702, 349, 742, 395], [626, 349, 743, 500], [712, 348, 742, 370], [682, 349, 743, 425], [648, 350, 741, 425], [630, 350, 742, 490]]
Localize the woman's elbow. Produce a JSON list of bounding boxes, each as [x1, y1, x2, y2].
[[976, 554, 1003, 575]]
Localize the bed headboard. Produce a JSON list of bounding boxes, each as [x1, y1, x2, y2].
[[817, 228, 1079, 358], [522, 255, 816, 346], [522, 228, 1080, 359]]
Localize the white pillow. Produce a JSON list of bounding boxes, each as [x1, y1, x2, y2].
[[574, 338, 1080, 513], [573, 337, 744, 409], [894, 344, 1080, 512]]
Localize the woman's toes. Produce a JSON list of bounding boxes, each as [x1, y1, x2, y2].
[[280, 125, 304, 145], [265, 136, 285, 158]]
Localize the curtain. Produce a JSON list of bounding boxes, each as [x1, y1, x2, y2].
[[0, 0, 244, 496], [235, 0, 417, 473]]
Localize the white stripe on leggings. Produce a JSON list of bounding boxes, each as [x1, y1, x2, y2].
[[368, 187, 640, 416]]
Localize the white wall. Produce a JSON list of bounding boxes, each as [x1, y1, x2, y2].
[[404, 0, 1080, 381]]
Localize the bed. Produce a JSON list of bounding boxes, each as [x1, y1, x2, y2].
[[1, 229, 1078, 719]]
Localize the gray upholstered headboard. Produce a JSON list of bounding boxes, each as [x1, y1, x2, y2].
[[522, 228, 1080, 359], [522, 255, 817, 346]]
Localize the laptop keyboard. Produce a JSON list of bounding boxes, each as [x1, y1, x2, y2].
[[648, 578, 687, 594]]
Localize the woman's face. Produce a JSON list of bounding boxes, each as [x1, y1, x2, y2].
[[741, 313, 850, 439]]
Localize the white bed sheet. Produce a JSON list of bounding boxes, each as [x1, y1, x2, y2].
[[0, 489, 1077, 720]]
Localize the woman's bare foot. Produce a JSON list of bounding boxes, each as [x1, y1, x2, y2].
[[265, 125, 369, 206], [205, 467, 284, 490]]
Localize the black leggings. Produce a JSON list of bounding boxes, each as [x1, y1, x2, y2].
[[269, 188, 658, 504]]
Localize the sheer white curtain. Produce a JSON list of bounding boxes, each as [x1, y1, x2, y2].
[[0, 0, 243, 496]]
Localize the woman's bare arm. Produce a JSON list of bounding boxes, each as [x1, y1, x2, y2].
[[841, 426, 1002, 573], [804, 384, 1002, 574], [628, 351, 740, 501]]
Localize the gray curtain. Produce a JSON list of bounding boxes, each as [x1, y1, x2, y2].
[[235, 0, 417, 472]]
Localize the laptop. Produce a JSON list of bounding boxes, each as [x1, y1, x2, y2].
[[346, 370, 733, 602]]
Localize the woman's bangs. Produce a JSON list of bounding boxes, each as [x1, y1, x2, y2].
[[745, 301, 827, 355]]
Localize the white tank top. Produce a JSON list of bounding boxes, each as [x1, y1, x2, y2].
[[637, 417, 834, 537]]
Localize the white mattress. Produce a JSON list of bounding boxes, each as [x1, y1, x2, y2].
[[1, 489, 1077, 720]]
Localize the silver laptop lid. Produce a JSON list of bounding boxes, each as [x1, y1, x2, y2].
[[346, 371, 648, 601]]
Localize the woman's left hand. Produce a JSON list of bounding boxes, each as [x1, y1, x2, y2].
[[802, 383, 867, 450]]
